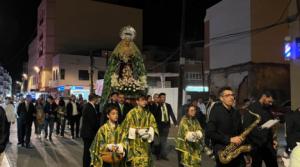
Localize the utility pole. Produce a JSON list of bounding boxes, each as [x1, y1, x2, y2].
[[178, 0, 186, 120], [90, 51, 95, 93]]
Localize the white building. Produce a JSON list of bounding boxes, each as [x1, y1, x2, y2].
[[288, 0, 300, 110], [27, 0, 143, 92], [0, 66, 12, 97], [205, 0, 290, 105], [47, 54, 107, 99]]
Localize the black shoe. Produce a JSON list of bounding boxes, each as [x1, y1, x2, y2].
[[49, 137, 53, 142], [26, 144, 33, 149], [72, 136, 75, 139]]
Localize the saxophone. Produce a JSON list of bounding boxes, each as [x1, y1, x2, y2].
[[218, 109, 261, 164]]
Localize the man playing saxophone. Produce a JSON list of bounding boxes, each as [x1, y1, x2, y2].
[[206, 87, 245, 167], [243, 92, 278, 167]]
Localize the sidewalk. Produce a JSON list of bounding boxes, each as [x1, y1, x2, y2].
[[1, 153, 11, 167]]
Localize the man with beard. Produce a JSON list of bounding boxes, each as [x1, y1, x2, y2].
[[243, 92, 278, 167]]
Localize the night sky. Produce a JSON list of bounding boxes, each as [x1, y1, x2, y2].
[[0, 0, 221, 81]]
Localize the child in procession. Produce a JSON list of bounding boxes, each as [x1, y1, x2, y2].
[[90, 106, 126, 167], [121, 95, 158, 167], [176, 104, 203, 167]]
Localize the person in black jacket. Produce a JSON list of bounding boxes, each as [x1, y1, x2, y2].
[[243, 92, 278, 167], [0, 106, 9, 166], [286, 107, 300, 153], [67, 95, 81, 139], [191, 99, 206, 129], [156, 92, 178, 160], [100, 92, 119, 126], [206, 87, 244, 167], [81, 93, 101, 167], [116, 93, 132, 124], [44, 96, 58, 141], [149, 93, 160, 119], [17, 95, 35, 148]]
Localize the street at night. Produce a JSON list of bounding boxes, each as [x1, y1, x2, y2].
[[1, 0, 300, 167]]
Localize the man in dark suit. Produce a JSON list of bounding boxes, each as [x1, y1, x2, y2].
[[243, 92, 278, 167], [149, 93, 160, 119], [116, 93, 132, 124], [100, 92, 119, 126], [156, 92, 178, 160], [17, 95, 35, 148], [0, 105, 9, 166], [81, 93, 101, 167], [67, 95, 81, 139], [44, 96, 58, 141], [286, 107, 300, 152]]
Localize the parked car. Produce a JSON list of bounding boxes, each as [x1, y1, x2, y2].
[[271, 100, 291, 123]]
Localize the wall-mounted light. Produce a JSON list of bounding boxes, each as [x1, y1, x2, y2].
[[16, 81, 22, 85], [284, 36, 300, 60], [34, 66, 40, 73], [22, 73, 28, 80]]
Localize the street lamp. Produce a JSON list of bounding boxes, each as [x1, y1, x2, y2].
[[33, 66, 40, 73], [16, 81, 22, 85], [22, 73, 28, 80]]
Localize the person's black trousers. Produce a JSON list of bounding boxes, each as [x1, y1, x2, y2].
[[70, 115, 80, 138], [17, 118, 22, 144], [60, 118, 66, 136], [82, 137, 94, 167], [250, 145, 278, 167], [56, 119, 61, 135], [158, 124, 170, 158], [25, 122, 32, 146], [6, 122, 11, 142], [20, 122, 32, 146]]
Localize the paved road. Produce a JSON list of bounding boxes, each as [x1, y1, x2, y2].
[[4, 124, 286, 167]]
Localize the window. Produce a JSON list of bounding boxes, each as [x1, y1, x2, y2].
[[185, 72, 202, 81], [98, 71, 105, 79], [60, 69, 65, 80], [78, 70, 89, 80], [39, 41, 44, 57], [55, 70, 58, 81], [53, 70, 56, 80]]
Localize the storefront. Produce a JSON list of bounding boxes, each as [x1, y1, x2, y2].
[[56, 85, 90, 100]]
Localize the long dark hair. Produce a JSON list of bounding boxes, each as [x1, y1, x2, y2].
[[185, 104, 196, 118]]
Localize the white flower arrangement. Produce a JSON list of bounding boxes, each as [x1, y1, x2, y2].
[[110, 72, 148, 92]]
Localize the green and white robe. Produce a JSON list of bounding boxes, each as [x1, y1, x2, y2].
[[121, 106, 158, 167], [176, 116, 203, 167], [90, 122, 126, 167]]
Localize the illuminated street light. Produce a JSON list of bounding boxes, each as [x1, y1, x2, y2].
[[16, 81, 22, 85], [34, 66, 40, 73], [22, 73, 28, 80]]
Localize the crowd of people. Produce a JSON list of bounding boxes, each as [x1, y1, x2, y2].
[[1, 86, 300, 167]]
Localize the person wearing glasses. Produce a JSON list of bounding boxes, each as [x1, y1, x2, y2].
[[206, 86, 244, 167], [242, 92, 278, 167]]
